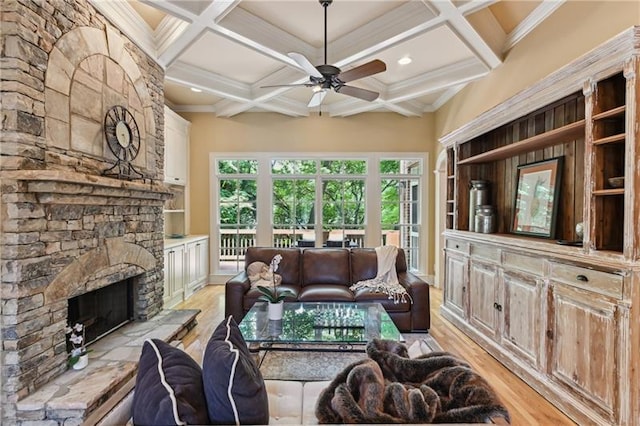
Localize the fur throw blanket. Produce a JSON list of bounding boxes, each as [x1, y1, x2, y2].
[[315, 339, 510, 424]]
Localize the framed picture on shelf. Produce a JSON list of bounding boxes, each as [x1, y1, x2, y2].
[[511, 157, 563, 238]]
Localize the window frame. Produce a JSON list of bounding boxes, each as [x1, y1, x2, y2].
[[210, 153, 429, 280]]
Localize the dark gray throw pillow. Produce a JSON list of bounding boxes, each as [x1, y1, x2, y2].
[[202, 316, 269, 425], [132, 338, 210, 426]]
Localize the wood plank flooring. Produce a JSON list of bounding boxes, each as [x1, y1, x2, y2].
[[175, 285, 576, 425]]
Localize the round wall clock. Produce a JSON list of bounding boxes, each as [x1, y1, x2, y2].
[[104, 105, 140, 161]]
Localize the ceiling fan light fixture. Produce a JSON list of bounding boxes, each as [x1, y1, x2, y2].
[[398, 56, 412, 65], [190, 87, 202, 93], [312, 85, 324, 93]]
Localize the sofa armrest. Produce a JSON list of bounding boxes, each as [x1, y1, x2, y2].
[[398, 272, 430, 331], [225, 271, 251, 322]]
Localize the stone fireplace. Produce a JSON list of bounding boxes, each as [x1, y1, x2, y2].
[[0, 0, 173, 422]]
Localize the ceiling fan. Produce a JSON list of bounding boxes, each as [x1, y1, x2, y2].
[[262, 0, 386, 108]]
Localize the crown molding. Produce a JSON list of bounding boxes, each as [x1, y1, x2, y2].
[[89, 0, 157, 60], [171, 104, 217, 113], [155, 16, 189, 58]]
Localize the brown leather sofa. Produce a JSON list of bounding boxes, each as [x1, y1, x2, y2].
[[225, 247, 430, 332]]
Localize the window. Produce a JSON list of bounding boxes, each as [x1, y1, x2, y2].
[[380, 159, 422, 271], [211, 154, 428, 277], [217, 160, 258, 273]]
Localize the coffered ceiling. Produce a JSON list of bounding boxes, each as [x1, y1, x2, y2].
[[92, 0, 564, 117]]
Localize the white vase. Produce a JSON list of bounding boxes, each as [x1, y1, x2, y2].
[[268, 301, 284, 320], [73, 353, 89, 370]]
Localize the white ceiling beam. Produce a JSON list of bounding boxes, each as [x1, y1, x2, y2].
[[386, 58, 488, 102], [220, 7, 318, 64], [155, 0, 241, 67], [329, 2, 442, 68], [503, 0, 565, 53], [429, 1, 502, 69], [214, 96, 308, 117], [166, 61, 250, 101]]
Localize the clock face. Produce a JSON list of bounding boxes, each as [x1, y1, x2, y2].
[[104, 105, 140, 161]]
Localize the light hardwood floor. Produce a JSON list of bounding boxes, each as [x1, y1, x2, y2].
[[175, 284, 576, 426]]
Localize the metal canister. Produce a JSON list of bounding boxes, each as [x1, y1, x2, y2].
[[475, 205, 496, 233], [469, 180, 490, 232]]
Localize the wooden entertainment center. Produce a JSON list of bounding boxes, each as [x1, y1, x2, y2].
[[440, 27, 639, 425]]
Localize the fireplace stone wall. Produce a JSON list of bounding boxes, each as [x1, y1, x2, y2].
[[1, 0, 168, 422]]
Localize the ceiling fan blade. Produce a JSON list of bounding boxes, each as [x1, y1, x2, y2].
[[260, 83, 313, 88], [335, 85, 380, 102], [288, 52, 323, 79], [338, 59, 386, 83], [308, 90, 327, 108]]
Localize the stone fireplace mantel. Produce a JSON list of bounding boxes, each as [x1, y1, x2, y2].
[[1, 170, 173, 201]]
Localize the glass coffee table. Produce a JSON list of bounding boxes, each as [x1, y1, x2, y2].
[[238, 301, 403, 359]]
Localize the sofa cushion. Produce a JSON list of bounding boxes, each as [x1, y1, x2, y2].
[[298, 285, 354, 302], [350, 248, 379, 283], [132, 339, 209, 426], [202, 316, 270, 425], [301, 248, 350, 285], [265, 380, 304, 424]]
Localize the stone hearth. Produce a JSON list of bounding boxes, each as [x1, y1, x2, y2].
[[15, 309, 199, 424]]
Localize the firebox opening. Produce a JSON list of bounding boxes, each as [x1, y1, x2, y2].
[[67, 278, 134, 347]]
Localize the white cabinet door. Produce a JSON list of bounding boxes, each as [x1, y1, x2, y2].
[[163, 245, 185, 308], [186, 238, 209, 297], [164, 106, 189, 185], [443, 251, 468, 319]]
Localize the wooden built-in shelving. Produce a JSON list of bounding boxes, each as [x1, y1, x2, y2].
[[593, 189, 625, 196], [593, 133, 625, 145], [457, 119, 585, 165], [592, 105, 626, 120]]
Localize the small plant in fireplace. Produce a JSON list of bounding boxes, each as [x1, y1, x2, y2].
[[66, 323, 91, 368]]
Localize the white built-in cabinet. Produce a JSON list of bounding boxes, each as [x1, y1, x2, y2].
[[162, 106, 208, 306], [163, 236, 209, 308], [164, 105, 189, 186]]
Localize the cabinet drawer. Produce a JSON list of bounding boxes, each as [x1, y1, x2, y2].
[[503, 252, 545, 276], [470, 244, 500, 263], [550, 263, 623, 299], [446, 239, 469, 254]]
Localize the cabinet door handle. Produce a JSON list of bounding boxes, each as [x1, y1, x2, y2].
[[455, 244, 459, 249], [493, 302, 498, 309], [497, 304, 502, 312], [576, 274, 589, 282], [174, 177, 179, 181]]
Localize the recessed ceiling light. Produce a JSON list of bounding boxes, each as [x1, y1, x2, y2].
[[398, 56, 412, 65], [190, 87, 202, 93]]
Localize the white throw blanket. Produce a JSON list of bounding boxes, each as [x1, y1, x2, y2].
[[349, 246, 413, 304]]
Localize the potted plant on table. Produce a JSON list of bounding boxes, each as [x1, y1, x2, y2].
[[257, 254, 294, 320], [66, 323, 90, 370]]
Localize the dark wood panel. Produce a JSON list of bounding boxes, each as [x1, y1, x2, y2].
[[457, 92, 585, 240]]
